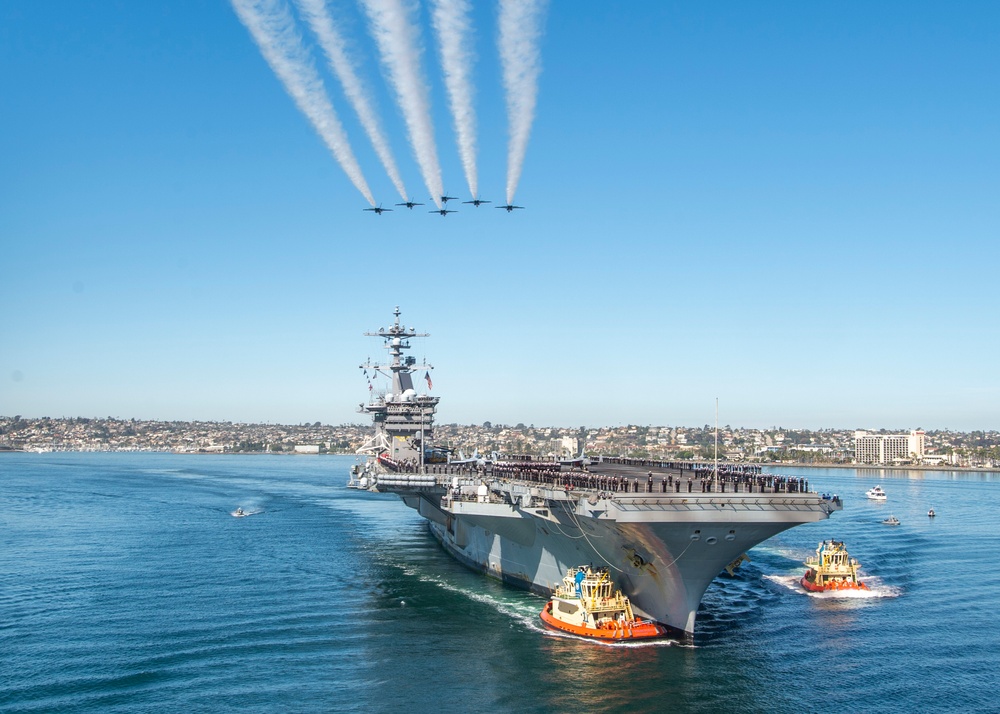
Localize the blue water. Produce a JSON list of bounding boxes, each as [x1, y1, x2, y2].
[[1, 454, 997, 713]]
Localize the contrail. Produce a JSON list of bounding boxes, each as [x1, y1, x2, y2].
[[498, 0, 547, 206], [430, 0, 477, 199], [230, 0, 374, 205], [293, 0, 408, 201], [359, 0, 444, 208]]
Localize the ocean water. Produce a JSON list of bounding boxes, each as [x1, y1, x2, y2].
[[1, 454, 997, 713]]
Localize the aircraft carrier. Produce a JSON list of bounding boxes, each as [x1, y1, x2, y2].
[[352, 308, 842, 636]]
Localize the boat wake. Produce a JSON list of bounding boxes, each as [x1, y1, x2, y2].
[[231, 506, 262, 518], [764, 574, 901, 599], [543, 630, 679, 649], [411, 572, 677, 647], [413, 572, 546, 630]]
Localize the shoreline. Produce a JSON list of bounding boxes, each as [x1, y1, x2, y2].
[[763, 460, 1000, 473], [5, 449, 997, 472]]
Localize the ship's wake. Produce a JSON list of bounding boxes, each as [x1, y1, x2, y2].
[[542, 631, 680, 649], [764, 574, 901, 599], [411, 571, 679, 647], [410, 572, 678, 648], [412, 571, 547, 631]]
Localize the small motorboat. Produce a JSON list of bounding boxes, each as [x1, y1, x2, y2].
[[866, 485, 887, 501], [347, 463, 371, 489], [232, 507, 249, 518], [540, 566, 668, 640], [801, 540, 868, 592], [928, 509, 936, 518], [882, 515, 900, 526]]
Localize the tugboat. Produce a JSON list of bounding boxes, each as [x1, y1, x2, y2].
[[540, 566, 668, 640], [866, 485, 887, 501], [801, 540, 869, 592]]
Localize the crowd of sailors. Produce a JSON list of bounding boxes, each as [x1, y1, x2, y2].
[[599, 456, 765, 476], [381, 453, 814, 496], [490, 466, 810, 495]]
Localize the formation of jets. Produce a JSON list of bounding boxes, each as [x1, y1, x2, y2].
[[364, 198, 525, 216]]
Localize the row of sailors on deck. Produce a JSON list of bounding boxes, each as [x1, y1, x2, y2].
[[601, 457, 764, 476], [486, 466, 809, 495]]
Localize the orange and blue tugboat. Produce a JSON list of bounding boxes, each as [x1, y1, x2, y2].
[[801, 540, 869, 592], [540, 566, 668, 640]]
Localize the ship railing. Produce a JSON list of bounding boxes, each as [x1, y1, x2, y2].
[[471, 467, 825, 498], [485, 474, 840, 504], [420, 465, 491, 477], [608, 494, 840, 513]]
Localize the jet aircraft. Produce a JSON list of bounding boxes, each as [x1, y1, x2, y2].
[[559, 449, 592, 468], [430, 208, 457, 216], [440, 195, 458, 204], [463, 198, 491, 207], [449, 450, 483, 467], [496, 204, 524, 212], [395, 200, 424, 209], [364, 205, 393, 215]]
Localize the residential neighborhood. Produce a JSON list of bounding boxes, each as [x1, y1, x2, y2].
[[2, 415, 998, 467]]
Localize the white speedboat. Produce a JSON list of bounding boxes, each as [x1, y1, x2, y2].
[[882, 515, 900, 526], [866, 485, 887, 501]]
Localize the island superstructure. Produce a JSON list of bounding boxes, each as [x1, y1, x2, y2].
[[354, 308, 843, 635]]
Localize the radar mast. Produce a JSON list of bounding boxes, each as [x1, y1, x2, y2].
[[357, 307, 438, 470]]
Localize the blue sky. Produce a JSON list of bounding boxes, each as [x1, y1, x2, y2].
[[2, 1, 998, 430]]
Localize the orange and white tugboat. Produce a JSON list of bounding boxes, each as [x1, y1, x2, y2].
[[801, 540, 869, 592], [540, 566, 668, 640]]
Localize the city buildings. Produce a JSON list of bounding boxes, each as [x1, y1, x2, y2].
[[854, 430, 925, 464], [1, 416, 996, 468]]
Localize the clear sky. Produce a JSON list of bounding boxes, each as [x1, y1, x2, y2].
[[2, 1, 998, 431]]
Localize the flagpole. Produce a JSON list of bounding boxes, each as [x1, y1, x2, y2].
[[715, 397, 719, 480]]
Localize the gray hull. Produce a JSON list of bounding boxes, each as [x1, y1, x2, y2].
[[403, 487, 836, 634]]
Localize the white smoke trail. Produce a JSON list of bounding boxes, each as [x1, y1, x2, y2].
[[359, 0, 444, 208], [430, 0, 477, 199], [231, 0, 374, 205], [498, 0, 547, 206], [293, 0, 408, 201]]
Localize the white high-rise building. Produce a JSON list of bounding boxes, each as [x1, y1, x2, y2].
[[854, 430, 925, 464]]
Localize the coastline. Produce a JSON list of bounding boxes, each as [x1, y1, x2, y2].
[[764, 460, 1000, 473], [6, 448, 996, 472]]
